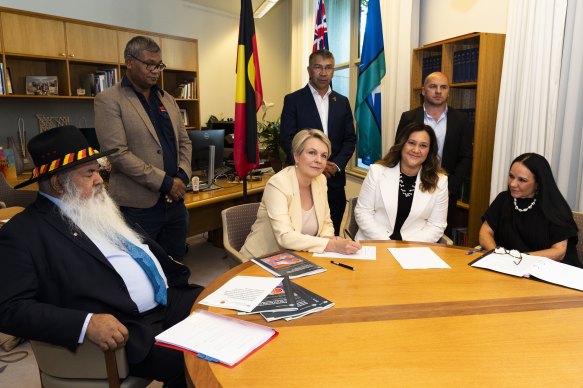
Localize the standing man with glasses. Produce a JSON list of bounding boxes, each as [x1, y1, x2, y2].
[[280, 49, 357, 235], [95, 36, 192, 261]]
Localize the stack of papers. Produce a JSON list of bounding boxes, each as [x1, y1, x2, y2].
[[313, 246, 377, 260], [155, 309, 277, 367]]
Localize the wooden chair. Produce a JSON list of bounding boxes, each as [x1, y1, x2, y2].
[[344, 196, 453, 245], [0, 174, 37, 208], [30, 340, 151, 388], [572, 211, 583, 266], [221, 202, 260, 263], [344, 197, 359, 240]]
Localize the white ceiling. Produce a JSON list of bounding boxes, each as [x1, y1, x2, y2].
[[181, 0, 244, 15]]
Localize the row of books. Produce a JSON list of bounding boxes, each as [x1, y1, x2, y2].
[[240, 276, 334, 322], [421, 55, 442, 84], [452, 48, 479, 83], [81, 68, 119, 96], [176, 77, 197, 99], [0, 64, 13, 95], [451, 227, 469, 246]]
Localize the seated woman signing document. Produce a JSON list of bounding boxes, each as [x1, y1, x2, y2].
[[355, 122, 448, 242], [240, 129, 361, 260]]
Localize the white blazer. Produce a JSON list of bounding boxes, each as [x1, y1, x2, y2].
[[240, 166, 335, 259], [354, 163, 448, 242]]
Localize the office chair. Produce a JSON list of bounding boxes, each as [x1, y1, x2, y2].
[[221, 202, 260, 263], [30, 340, 151, 388], [0, 174, 37, 208]]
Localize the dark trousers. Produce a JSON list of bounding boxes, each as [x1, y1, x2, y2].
[[122, 197, 189, 260], [129, 285, 204, 388], [327, 185, 347, 236]]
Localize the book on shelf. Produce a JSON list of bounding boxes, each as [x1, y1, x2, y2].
[[155, 309, 277, 367], [252, 250, 326, 279], [470, 248, 583, 292], [238, 276, 297, 315], [0, 63, 5, 95], [260, 281, 334, 322], [5, 67, 13, 94]]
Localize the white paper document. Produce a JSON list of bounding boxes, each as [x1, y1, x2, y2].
[[388, 247, 450, 269], [198, 276, 283, 312], [313, 246, 377, 260], [155, 309, 276, 366], [471, 251, 583, 291]]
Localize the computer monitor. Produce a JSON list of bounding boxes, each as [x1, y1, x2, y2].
[[208, 121, 235, 163], [188, 129, 225, 177]]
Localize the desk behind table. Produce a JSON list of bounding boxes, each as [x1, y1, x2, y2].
[[184, 174, 269, 242], [186, 240, 583, 387]]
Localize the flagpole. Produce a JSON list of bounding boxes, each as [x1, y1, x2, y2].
[[243, 176, 248, 202]]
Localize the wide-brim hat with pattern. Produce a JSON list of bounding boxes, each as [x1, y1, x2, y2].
[[14, 125, 117, 189]]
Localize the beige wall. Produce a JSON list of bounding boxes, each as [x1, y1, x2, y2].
[[419, 0, 508, 45], [0, 0, 291, 125]]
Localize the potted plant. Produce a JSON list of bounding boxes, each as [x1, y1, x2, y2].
[[258, 118, 286, 172]]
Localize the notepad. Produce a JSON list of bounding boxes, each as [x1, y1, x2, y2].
[[471, 250, 583, 292], [155, 309, 277, 367], [313, 246, 377, 260]]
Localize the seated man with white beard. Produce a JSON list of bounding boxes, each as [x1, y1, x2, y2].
[[0, 126, 203, 388]]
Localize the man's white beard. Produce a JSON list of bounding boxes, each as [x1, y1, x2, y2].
[[59, 182, 143, 250]]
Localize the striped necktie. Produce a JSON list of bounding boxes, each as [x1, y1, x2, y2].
[[120, 238, 167, 305]]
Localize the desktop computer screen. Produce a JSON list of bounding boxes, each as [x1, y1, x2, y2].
[[188, 129, 225, 178]]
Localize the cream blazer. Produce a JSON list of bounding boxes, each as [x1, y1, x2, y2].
[[354, 163, 448, 242], [240, 166, 335, 259]]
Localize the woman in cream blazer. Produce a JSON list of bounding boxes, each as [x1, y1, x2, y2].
[[240, 130, 360, 260], [355, 123, 448, 242]]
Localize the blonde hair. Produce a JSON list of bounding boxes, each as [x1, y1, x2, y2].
[[291, 129, 331, 159]]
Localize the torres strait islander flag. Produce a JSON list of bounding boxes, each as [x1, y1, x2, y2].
[[313, 0, 329, 51], [234, 0, 264, 179]]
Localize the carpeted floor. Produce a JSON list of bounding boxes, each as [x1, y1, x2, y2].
[[0, 233, 233, 387]]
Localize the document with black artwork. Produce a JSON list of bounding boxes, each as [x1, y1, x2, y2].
[[470, 248, 583, 292], [238, 276, 298, 315], [252, 251, 326, 279]]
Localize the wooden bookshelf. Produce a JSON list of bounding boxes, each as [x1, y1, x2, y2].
[[0, 7, 201, 129], [410, 33, 506, 246]]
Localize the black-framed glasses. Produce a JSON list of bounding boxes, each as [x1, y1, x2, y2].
[[129, 54, 166, 72], [494, 247, 523, 265], [311, 64, 334, 73]]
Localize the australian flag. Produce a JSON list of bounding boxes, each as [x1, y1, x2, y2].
[[313, 0, 328, 51]]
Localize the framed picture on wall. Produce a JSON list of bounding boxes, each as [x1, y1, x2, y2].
[[26, 76, 58, 96], [180, 109, 189, 126]]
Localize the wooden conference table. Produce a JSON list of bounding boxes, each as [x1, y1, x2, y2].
[[186, 241, 583, 387]]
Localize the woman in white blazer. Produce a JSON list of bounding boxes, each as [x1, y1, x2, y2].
[[240, 129, 361, 260], [355, 123, 448, 242]]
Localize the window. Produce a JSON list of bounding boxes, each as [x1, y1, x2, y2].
[[327, 0, 372, 174]]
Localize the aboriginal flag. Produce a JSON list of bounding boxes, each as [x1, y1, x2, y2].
[[234, 0, 263, 179]]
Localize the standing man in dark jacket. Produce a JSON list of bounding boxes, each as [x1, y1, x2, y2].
[[280, 49, 357, 235], [397, 72, 473, 224]]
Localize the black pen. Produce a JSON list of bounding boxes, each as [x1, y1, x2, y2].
[[344, 228, 355, 241], [330, 260, 354, 271]]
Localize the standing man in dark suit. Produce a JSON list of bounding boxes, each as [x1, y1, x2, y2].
[[396, 72, 473, 216], [0, 126, 203, 387], [280, 49, 357, 235], [95, 36, 191, 260]]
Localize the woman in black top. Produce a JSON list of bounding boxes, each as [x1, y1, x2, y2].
[[480, 153, 579, 266]]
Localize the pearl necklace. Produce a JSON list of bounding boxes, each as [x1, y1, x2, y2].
[[399, 173, 415, 198], [514, 197, 536, 212]]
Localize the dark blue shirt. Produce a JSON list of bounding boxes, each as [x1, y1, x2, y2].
[[121, 77, 187, 193]]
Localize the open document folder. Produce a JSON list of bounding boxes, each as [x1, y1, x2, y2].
[[155, 309, 277, 367], [470, 249, 583, 292]]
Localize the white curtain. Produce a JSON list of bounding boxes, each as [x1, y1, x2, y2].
[[490, 0, 575, 203], [289, 0, 318, 91], [551, 0, 583, 211]]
